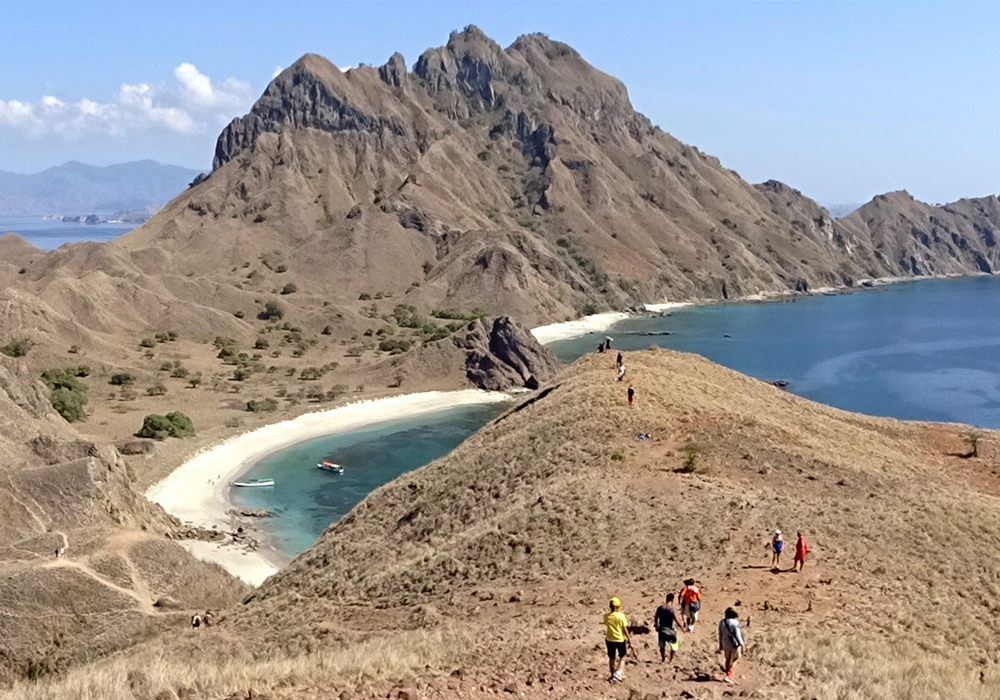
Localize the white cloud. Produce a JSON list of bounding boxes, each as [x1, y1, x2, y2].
[[0, 63, 254, 139]]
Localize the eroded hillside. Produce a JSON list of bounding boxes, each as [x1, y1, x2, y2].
[[16, 349, 999, 699]]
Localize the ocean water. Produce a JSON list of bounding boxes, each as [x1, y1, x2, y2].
[[230, 403, 506, 557], [233, 275, 1000, 560], [549, 276, 1000, 428], [0, 216, 137, 249]]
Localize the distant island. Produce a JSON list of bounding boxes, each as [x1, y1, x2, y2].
[[41, 206, 159, 225], [0, 160, 203, 217]]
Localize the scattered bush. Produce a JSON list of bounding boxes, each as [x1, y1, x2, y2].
[[234, 310, 246, 319], [110, 373, 135, 386], [299, 367, 325, 381], [321, 325, 333, 335], [254, 338, 269, 350], [358, 292, 372, 301], [280, 282, 298, 295], [246, 398, 279, 413], [136, 411, 195, 440], [188, 374, 203, 389], [68, 344, 80, 354], [581, 302, 599, 316], [170, 365, 189, 379], [232, 368, 251, 381], [41, 368, 88, 422], [139, 338, 156, 348], [1, 338, 32, 357], [378, 338, 413, 354], [678, 440, 709, 474], [261, 300, 284, 320], [146, 384, 168, 396]]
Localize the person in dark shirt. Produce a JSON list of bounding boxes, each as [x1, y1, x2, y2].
[[653, 593, 679, 662]]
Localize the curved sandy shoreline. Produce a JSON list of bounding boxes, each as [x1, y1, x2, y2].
[[530, 302, 692, 344], [146, 389, 512, 586]]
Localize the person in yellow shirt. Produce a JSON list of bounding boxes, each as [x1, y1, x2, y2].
[[603, 596, 630, 682]]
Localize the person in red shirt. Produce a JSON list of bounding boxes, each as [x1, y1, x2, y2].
[[627, 386, 635, 406], [794, 532, 811, 572]]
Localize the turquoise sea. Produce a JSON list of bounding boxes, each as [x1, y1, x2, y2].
[[0, 216, 137, 249], [231, 403, 505, 557], [235, 275, 1000, 559], [549, 276, 1000, 428]]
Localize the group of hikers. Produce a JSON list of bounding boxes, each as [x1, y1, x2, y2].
[[603, 577, 746, 684], [598, 345, 816, 684], [602, 532, 812, 684]]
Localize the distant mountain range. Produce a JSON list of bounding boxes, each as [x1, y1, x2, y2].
[[0, 160, 204, 217]]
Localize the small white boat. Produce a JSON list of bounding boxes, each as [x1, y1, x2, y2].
[[231, 478, 275, 487], [317, 461, 344, 474]]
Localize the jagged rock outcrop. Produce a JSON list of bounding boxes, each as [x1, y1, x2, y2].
[[455, 316, 562, 390]]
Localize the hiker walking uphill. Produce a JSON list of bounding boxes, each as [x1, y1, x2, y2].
[[679, 579, 702, 632], [717, 607, 745, 683], [603, 597, 631, 683], [654, 593, 680, 662], [616, 351, 623, 368], [627, 385, 635, 406], [794, 531, 811, 572], [770, 530, 784, 569]]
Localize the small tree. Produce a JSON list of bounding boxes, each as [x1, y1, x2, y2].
[[110, 373, 135, 386], [41, 368, 88, 423], [136, 411, 194, 439], [262, 300, 284, 320], [187, 373, 203, 389], [1, 338, 32, 357]]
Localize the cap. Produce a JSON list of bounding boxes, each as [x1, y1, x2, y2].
[[610, 596, 621, 609], [775, 529, 781, 535]]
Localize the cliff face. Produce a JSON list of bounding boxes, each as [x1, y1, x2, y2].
[[455, 316, 562, 391]]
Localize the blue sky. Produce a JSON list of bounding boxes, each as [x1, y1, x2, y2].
[[2, 0, 998, 205]]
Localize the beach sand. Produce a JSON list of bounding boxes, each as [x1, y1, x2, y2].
[[530, 303, 694, 344], [146, 389, 512, 586], [530, 312, 632, 344]]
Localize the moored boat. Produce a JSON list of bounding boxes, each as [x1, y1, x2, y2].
[[317, 461, 344, 474], [231, 478, 275, 487]]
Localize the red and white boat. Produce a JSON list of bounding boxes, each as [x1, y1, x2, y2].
[[317, 461, 344, 474]]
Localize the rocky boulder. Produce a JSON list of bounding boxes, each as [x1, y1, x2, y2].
[[454, 316, 562, 391]]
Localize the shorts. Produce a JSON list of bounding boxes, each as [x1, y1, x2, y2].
[[688, 601, 701, 613], [773, 542, 784, 554], [657, 629, 678, 650], [606, 640, 627, 659], [724, 646, 742, 666]]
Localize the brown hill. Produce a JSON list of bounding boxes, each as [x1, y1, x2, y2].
[[0, 357, 248, 681], [49, 27, 992, 331], [13, 349, 999, 699]]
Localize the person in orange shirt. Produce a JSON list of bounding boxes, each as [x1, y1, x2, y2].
[[678, 578, 702, 632], [794, 532, 811, 572], [603, 596, 630, 682]]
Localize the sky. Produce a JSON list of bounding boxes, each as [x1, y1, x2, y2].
[[1, 0, 999, 205]]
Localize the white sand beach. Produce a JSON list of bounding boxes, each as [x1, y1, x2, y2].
[[530, 312, 631, 344], [530, 303, 694, 344], [146, 389, 512, 586]]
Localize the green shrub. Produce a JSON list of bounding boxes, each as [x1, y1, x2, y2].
[[1, 338, 31, 357], [136, 411, 194, 439], [110, 373, 135, 386], [280, 283, 298, 295], [146, 384, 168, 396], [254, 338, 269, 350], [40, 368, 89, 422], [139, 337, 156, 348], [378, 338, 413, 354], [262, 300, 284, 320]]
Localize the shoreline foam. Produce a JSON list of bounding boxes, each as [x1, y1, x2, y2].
[[146, 389, 512, 586]]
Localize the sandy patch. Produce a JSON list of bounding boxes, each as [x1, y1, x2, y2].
[[530, 312, 631, 344], [146, 389, 512, 585], [642, 301, 694, 313]]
